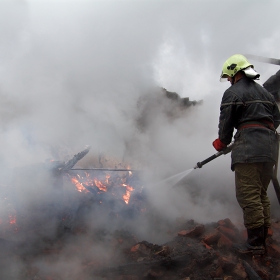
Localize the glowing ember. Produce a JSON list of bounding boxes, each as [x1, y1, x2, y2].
[[122, 184, 134, 204], [93, 179, 107, 192], [69, 170, 136, 204], [9, 215, 16, 225], [71, 176, 89, 193], [105, 174, 110, 184], [70, 172, 109, 193]]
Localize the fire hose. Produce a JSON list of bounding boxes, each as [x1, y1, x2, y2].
[[194, 142, 234, 169], [194, 142, 280, 205]]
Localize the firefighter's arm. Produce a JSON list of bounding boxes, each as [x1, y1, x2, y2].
[[217, 90, 236, 145]]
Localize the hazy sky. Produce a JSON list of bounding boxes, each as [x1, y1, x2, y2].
[[0, 1, 280, 276]]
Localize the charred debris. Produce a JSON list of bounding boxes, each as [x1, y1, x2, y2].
[[136, 88, 202, 132]]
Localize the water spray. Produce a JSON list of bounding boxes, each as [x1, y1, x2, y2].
[[160, 143, 235, 187]]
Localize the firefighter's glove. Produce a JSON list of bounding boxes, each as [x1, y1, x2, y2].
[[212, 138, 227, 152]]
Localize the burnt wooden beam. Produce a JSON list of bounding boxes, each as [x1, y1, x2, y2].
[[242, 260, 262, 280]]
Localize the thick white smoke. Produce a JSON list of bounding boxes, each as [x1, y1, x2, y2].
[[0, 0, 280, 278]]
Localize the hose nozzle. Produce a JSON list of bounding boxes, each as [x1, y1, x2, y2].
[[194, 142, 234, 169], [194, 162, 203, 169]]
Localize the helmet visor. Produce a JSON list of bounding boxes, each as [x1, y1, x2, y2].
[[220, 72, 229, 82]]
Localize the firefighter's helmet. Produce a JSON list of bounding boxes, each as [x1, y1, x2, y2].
[[220, 54, 259, 82]]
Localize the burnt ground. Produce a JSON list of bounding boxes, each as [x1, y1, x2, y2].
[[0, 168, 280, 280], [1, 197, 280, 280], [87, 218, 280, 280]]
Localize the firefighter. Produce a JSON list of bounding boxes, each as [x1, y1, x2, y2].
[[213, 54, 280, 254], [263, 69, 280, 102]]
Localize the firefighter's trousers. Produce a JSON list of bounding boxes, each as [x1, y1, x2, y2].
[[235, 162, 274, 229]]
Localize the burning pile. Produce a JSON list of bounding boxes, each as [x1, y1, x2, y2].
[[1, 145, 280, 280], [69, 170, 136, 205]]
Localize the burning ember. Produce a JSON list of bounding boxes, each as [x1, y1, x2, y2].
[[0, 197, 18, 235], [122, 184, 134, 204], [71, 175, 90, 193], [68, 169, 136, 205], [93, 178, 108, 192], [9, 215, 16, 225]]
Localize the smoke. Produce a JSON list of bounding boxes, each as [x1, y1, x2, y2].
[[1, 0, 280, 278]]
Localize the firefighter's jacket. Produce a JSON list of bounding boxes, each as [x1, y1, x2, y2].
[[263, 69, 280, 102], [218, 77, 280, 170]]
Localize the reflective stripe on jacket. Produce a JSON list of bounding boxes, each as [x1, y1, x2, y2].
[[218, 77, 280, 170]]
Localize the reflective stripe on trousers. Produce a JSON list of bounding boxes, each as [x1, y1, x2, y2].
[[235, 162, 274, 229]]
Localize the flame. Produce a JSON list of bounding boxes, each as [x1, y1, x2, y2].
[[71, 176, 89, 193], [70, 173, 109, 193], [122, 184, 134, 204], [105, 174, 110, 184], [94, 179, 107, 192], [81, 172, 108, 192], [70, 171, 135, 204]]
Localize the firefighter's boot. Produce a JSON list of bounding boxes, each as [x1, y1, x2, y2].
[[234, 226, 265, 255], [263, 227, 269, 251]]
